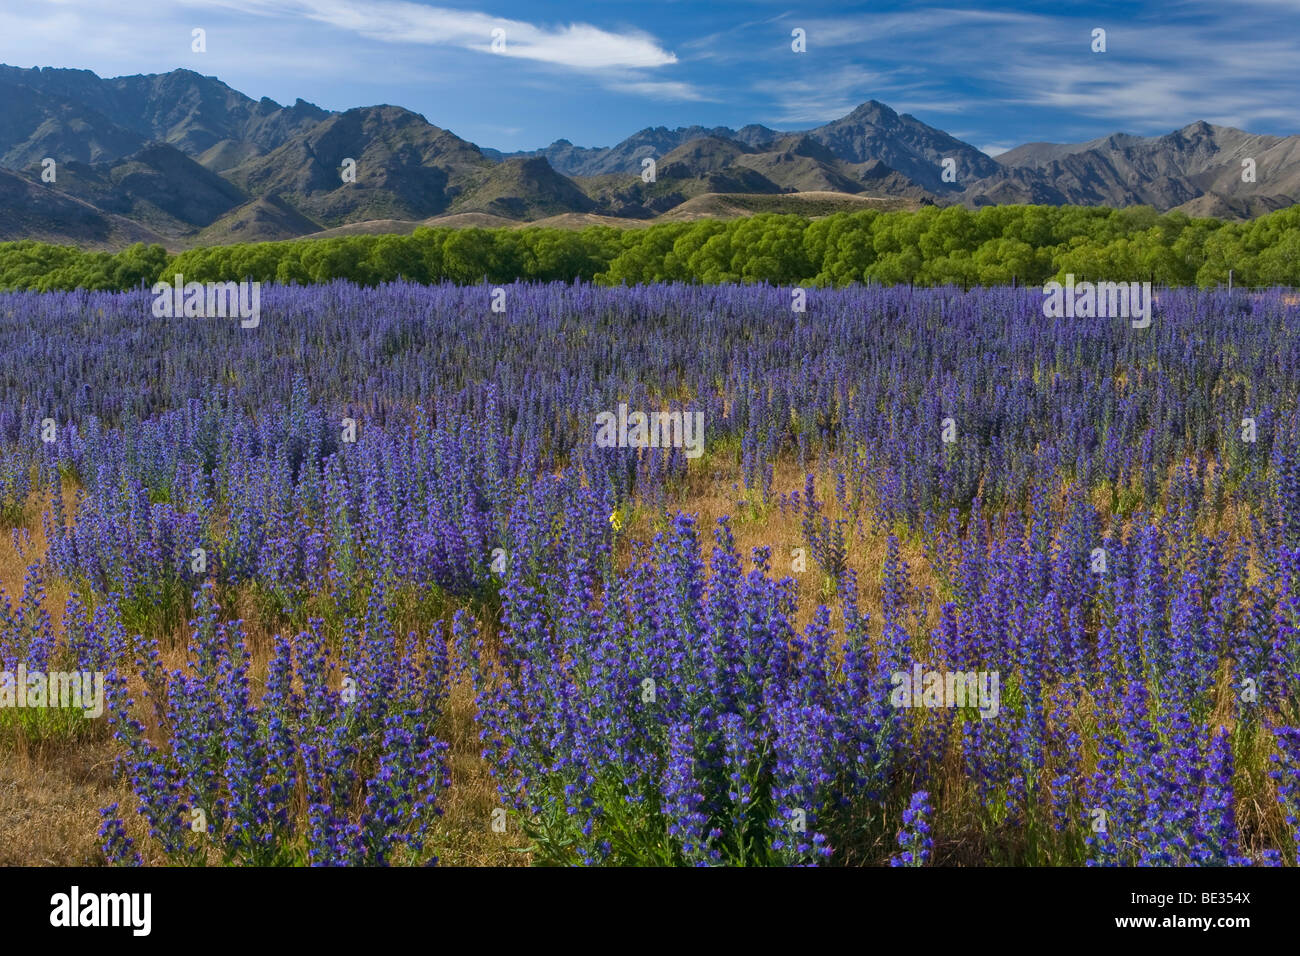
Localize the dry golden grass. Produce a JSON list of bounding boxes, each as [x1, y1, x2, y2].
[[621, 458, 939, 640], [0, 739, 127, 865]]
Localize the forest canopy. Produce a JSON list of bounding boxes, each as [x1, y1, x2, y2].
[[1, 203, 1297, 292]]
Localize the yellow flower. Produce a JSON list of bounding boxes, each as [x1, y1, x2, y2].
[[609, 510, 622, 532]]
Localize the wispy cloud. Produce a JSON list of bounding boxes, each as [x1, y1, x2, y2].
[[606, 79, 708, 102], [792, 7, 1049, 49], [997, 26, 1300, 132], [752, 65, 912, 124], [185, 0, 677, 70], [753, 4, 1300, 137]]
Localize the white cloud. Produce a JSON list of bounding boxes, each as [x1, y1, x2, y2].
[[606, 79, 708, 102], [184, 0, 677, 70], [999, 29, 1300, 132], [793, 8, 1051, 49], [751, 66, 910, 125], [779, 5, 1300, 138]]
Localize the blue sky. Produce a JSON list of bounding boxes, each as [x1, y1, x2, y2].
[[2, 0, 1298, 156]]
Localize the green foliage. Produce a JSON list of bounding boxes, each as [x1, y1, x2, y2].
[[0, 241, 168, 292], [1, 204, 1297, 292], [0, 698, 104, 748]]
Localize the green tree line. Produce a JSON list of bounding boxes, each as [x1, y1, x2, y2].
[[2, 204, 1297, 293]]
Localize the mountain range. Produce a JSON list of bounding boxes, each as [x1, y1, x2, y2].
[[1, 64, 1296, 250]]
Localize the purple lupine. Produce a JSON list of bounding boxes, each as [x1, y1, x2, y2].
[[890, 791, 934, 866]]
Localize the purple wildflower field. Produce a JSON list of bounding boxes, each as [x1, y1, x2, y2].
[[1, 280, 1297, 867]]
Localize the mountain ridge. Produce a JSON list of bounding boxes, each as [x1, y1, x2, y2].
[[1, 63, 1296, 249]]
